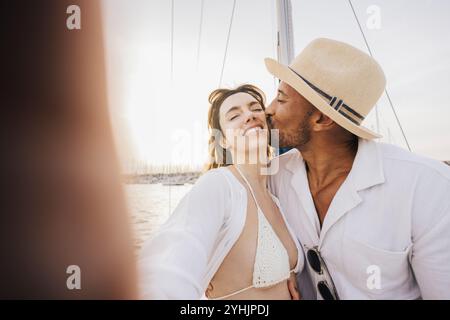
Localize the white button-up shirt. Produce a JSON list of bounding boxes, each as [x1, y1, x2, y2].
[[269, 139, 450, 299], [139, 167, 303, 299]]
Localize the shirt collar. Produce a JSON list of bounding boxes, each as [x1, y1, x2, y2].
[[284, 138, 385, 192]]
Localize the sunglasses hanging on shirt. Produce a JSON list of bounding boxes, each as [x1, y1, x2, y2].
[[306, 246, 340, 300]]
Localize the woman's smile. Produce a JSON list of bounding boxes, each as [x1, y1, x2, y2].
[[243, 124, 264, 136]]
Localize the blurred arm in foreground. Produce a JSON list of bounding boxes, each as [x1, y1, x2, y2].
[[0, 0, 137, 299]]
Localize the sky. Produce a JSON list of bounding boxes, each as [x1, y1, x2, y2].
[[102, 0, 450, 172]]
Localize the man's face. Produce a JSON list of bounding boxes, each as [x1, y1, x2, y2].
[[265, 81, 315, 149]]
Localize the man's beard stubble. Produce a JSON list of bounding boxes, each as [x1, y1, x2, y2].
[[281, 119, 311, 151], [269, 111, 313, 151]]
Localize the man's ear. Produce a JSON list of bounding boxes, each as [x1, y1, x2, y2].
[[312, 112, 335, 132]]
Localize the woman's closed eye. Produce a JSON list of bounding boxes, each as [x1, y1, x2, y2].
[[251, 106, 264, 112], [228, 105, 263, 121]]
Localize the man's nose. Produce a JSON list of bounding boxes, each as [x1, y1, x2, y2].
[[265, 99, 276, 116]]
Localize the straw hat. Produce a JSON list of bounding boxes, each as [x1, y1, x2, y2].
[[265, 38, 386, 139]]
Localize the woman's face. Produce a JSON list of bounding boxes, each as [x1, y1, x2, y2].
[[218, 92, 268, 163]]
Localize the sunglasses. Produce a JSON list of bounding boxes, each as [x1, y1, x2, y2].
[[306, 246, 340, 300]]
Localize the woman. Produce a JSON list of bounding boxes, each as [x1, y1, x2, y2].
[[139, 84, 303, 300]]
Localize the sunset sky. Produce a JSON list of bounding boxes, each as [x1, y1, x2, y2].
[[102, 0, 450, 171]]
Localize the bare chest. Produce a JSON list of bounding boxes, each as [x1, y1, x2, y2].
[[309, 177, 347, 226]]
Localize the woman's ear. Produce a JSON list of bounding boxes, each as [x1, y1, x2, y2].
[[219, 136, 228, 149]]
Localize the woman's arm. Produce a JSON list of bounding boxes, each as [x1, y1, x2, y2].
[[139, 170, 231, 299]]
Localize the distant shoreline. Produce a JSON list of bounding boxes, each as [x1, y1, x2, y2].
[[124, 161, 449, 184], [123, 172, 201, 185]]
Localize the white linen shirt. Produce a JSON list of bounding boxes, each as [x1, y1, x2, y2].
[[139, 167, 304, 299], [269, 139, 450, 299]]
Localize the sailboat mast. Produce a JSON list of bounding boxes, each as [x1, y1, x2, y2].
[[275, 0, 295, 155], [276, 0, 294, 64]]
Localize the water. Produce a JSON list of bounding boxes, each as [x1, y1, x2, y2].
[[125, 183, 193, 250]]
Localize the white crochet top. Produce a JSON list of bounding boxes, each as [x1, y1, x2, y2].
[[211, 166, 297, 300]]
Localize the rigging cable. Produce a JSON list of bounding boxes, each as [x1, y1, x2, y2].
[[348, 0, 411, 151], [196, 0, 205, 70], [219, 0, 237, 87], [170, 0, 175, 81], [169, 0, 175, 214]]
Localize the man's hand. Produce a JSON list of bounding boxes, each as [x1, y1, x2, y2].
[[288, 273, 301, 300]]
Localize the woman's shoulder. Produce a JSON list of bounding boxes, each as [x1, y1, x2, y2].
[[189, 167, 237, 199], [195, 167, 235, 190]]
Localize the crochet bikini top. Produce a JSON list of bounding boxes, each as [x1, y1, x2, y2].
[[211, 166, 297, 300]]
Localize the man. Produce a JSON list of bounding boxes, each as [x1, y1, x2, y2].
[[265, 38, 450, 299]]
